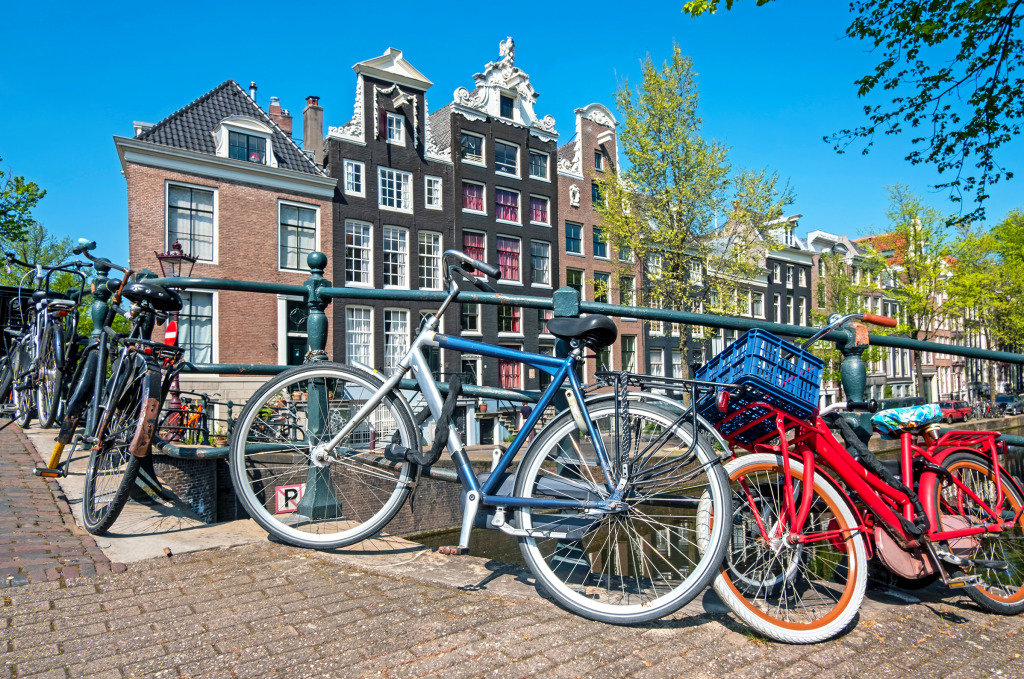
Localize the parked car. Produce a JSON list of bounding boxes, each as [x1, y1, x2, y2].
[[939, 401, 972, 424], [998, 396, 1024, 415]]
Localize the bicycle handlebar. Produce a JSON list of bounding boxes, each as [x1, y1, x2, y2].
[[862, 313, 898, 328]]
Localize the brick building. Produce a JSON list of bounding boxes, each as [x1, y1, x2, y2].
[[114, 79, 337, 406]]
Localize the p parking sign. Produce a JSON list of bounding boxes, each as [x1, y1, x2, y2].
[[275, 484, 306, 513]]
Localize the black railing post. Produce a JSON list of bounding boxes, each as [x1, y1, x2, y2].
[[296, 250, 342, 520], [837, 323, 873, 441], [86, 260, 112, 432]]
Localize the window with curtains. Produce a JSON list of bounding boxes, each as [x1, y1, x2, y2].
[[495, 141, 518, 176], [383, 309, 409, 375], [499, 350, 521, 389], [278, 202, 316, 271], [462, 231, 485, 269], [386, 112, 404, 145], [565, 222, 582, 254], [648, 348, 663, 377], [498, 305, 520, 333], [378, 167, 411, 211], [496, 236, 520, 281], [538, 308, 553, 335], [343, 159, 364, 196], [462, 182, 485, 212], [425, 176, 442, 209], [178, 291, 213, 364], [530, 241, 550, 286], [345, 307, 372, 366], [382, 226, 408, 288], [495, 189, 519, 222], [167, 184, 214, 261], [344, 220, 372, 286], [529, 196, 549, 224]]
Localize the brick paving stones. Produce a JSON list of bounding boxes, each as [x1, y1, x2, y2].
[[2, 424, 1024, 677]]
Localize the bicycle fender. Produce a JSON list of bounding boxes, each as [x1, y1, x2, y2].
[[131, 396, 161, 458], [918, 447, 1024, 521]]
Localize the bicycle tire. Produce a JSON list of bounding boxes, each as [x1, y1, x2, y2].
[[704, 453, 867, 643], [81, 354, 161, 534], [514, 401, 731, 624], [229, 363, 417, 549], [12, 343, 33, 428], [0, 357, 12, 409], [35, 321, 63, 428], [936, 451, 1024, 614]]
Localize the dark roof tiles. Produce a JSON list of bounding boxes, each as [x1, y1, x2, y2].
[[137, 80, 323, 176]]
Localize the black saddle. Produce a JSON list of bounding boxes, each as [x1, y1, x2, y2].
[[545, 315, 618, 350], [121, 281, 182, 312]]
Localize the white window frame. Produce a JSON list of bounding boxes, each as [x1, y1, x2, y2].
[[752, 291, 765, 319], [594, 149, 604, 172], [418, 231, 443, 291], [461, 355, 483, 386], [494, 187, 521, 225], [383, 308, 410, 375], [424, 175, 442, 210], [798, 297, 807, 326], [345, 306, 374, 368], [386, 112, 405, 146], [565, 221, 584, 256], [499, 343, 524, 390], [276, 295, 308, 366], [774, 293, 782, 323], [497, 304, 523, 336], [648, 348, 664, 378], [461, 303, 481, 335], [798, 269, 807, 287], [528, 195, 550, 226], [496, 235, 523, 285], [343, 159, 365, 197], [343, 219, 373, 288], [530, 240, 551, 288], [382, 226, 409, 289], [593, 226, 609, 260], [494, 139, 520, 178], [177, 289, 218, 365], [460, 131, 485, 166], [565, 268, 585, 301], [461, 180, 486, 215], [165, 181, 217, 265], [277, 200, 320, 273], [528, 151, 549, 181], [213, 116, 275, 167], [378, 167, 412, 213], [621, 335, 636, 372]]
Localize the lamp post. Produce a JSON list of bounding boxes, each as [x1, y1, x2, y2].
[[155, 242, 197, 441]]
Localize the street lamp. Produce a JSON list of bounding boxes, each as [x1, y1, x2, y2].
[[155, 242, 197, 441]]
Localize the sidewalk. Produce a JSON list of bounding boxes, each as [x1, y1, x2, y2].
[[2, 424, 1024, 678]]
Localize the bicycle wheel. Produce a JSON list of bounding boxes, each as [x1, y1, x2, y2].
[[12, 342, 33, 428], [81, 354, 160, 534], [514, 401, 730, 624], [229, 363, 418, 550], [35, 321, 63, 428], [936, 451, 1024, 614], [0, 356, 12, 410], [704, 453, 867, 643]]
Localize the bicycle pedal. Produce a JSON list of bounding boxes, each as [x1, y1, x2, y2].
[[437, 545, 469, 556], [32, 467, 67, 478], [947, 574, 984, 588]]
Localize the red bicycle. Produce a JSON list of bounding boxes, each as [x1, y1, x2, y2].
[[696, 313, 1024, 643]]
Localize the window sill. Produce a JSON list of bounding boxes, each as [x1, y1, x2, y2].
[[425, 205, 442, 211], [530, 221, 551, 227], [460, 331, 483, 337], [565, 251, 585, 258], [529, 175, 551, 183], [462, 208, 487, 216], [500, 280, 524, 287], [461, 159, 486, 168], [344, 282, 374, 289], [344, 191, 365, 198], [496, 172, 520, 180], [495, 219, 522, 227], [379, 205, 413, 214]]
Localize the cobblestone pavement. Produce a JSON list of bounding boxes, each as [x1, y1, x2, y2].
[[3, 427, 1024, 678], [0, 427, 124, 588]]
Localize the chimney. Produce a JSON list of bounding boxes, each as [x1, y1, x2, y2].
[[268, 96, 293, 138], [249, 82, 258, 99], [303, 95, 324, 165]]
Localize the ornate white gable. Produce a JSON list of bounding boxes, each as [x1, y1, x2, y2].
[[353, 47, 433, 91], [328, 75, 365, 145], [452, 37, 557, 143]]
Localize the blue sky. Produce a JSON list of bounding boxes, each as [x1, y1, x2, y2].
[[3, 0, 1021, 267]]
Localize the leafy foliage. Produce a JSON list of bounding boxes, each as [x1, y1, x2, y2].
[[595, 45, 793, 370], [683, 1, 1024, 222], [0, 156, 46, 243]]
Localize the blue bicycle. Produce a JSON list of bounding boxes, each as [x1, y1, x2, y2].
[[229, 249, 731, 623]]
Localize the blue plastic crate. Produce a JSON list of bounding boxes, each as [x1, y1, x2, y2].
[[696, 329, 823, 434]]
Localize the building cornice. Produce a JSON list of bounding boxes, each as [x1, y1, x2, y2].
[[114, 136, 337, 198]]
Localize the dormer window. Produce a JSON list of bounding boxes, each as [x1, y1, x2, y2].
[[229, 131, 266, 164], [500, 94, 514, 119], [213, 116, 276, 167]]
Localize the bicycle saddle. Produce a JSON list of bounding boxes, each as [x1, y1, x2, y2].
[[545, 314, 618, 350], [121, 281, 183, 312]]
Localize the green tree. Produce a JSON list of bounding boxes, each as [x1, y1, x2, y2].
[[683, 1, 1024, 223], [874, 185, 951, 400], [0, 156, 46, 242], [595, 45, 793, 379]]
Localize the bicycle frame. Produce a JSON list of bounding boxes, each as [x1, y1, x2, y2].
[[734, 403, 1023, 549]]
